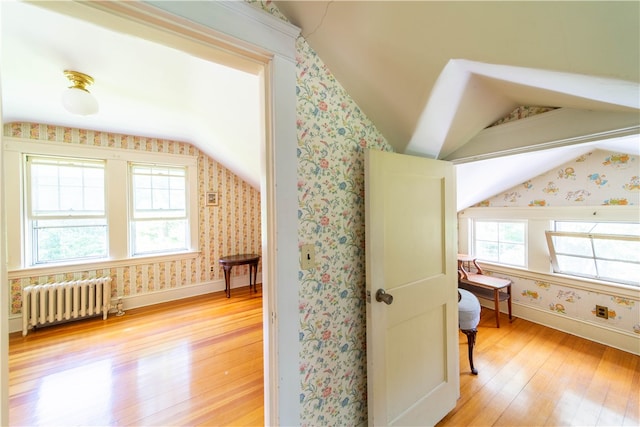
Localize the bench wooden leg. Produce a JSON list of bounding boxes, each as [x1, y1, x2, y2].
[[461, 328, 478, 375], [493, 289, 500, 328], [507, 284, 512, 322]]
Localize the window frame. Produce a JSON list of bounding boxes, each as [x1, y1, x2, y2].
[[26, 155, 108, 265], [472, 219, 528, 268], [458, 206, 640, 293], [129, 163, 190, 256], [546, 222, 640, 287], [3, 138, 199, 272]]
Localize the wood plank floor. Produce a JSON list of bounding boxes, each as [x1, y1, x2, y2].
[[9, 289, 639, 426], [9, 285, 264, 427], [438, 308, 640, 427]]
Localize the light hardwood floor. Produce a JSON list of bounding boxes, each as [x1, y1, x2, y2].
[[440, 309, 640, 426], [9, 288, 640, 426], [9, 285, 264, 426]]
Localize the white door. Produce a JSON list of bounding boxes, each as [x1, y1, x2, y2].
[[365, 149, 458, 426]]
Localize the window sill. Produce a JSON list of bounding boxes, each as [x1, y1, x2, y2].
[[478, 261, 640, 299], [8, 251, 201, 278]]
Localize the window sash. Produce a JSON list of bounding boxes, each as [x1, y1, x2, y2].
[[545, 229, 640, 286], [27, 156, 105, 218], [130, 164, 187, 220], [32, 218, 108, 264], [6, 139, 198, 270], [130, 218, 188, 255], [129, 164, 189, 256], [27, 156, 108, 265], [473, 220, 527, 267]]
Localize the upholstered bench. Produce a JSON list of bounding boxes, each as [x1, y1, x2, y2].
[[458, 288, 481, 375]]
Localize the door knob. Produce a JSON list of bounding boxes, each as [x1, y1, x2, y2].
[[376, 289, 394, 305]]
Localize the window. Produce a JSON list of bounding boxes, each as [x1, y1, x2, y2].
[[546, 221, 640, 286], [6, 139, 198, 270], [130, 164, 188, 255], [473, 220, 526, 267], [27, 156, 107, 264]]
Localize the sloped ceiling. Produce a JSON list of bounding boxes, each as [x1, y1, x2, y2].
[[1, 1, 263, 188], [275, 1, 640, 208], [2, 1, 639, 210]]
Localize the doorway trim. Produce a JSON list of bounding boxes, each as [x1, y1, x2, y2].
[[0, 1, 300, 425]]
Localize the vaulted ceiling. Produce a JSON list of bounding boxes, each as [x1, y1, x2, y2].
[[276, 1, 640, 207], [2, 1, 639, 210]]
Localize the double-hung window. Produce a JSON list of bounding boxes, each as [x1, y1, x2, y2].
[[473, 220, 527, 267], [546, 221, 640, 286], [6, 139, 198, 270], [130, 164, 188, 256], [27, 155, 107, 264]]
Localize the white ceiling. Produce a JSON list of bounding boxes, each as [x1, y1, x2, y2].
[[1, 0, 262, 188], [276, 1, 640, 208], [2, 1, 640, 210]]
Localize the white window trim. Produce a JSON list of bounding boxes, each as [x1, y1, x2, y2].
[[3, 138, 199, 272], [458, 206, 640, 293], [545, 227, 640, 286], [129, 163, 190, 256], [26, 155, 108, 265]]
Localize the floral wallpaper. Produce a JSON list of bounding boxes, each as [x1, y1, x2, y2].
[[294, 35, 392, 426], [5, 122, 261, 315], [489, 272, 639, 337], [476, 150, 639, 207], [487, 105, 558, 128], [250, 1, 394, 424], [254, 1, 640, 422], [471, 149, 639, 337]]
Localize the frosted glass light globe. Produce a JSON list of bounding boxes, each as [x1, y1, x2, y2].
[[61, 87, 99, 116]]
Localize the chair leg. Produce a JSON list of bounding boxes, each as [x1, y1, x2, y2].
[[461, 328, 478, 375]]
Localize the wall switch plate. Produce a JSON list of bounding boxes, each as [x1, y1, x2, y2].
[[300, 244, 316, 270]]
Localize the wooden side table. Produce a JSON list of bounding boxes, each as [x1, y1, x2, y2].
[[218, 254, 260, 298], [457, 254, 512, 328]]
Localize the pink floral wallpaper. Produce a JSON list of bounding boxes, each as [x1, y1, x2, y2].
[[5, 122, 261, 315]]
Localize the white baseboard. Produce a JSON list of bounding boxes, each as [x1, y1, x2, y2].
[[478, 299, 640, 356], [9, 275, 258, 334]]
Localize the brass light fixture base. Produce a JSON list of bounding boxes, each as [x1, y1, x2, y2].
[[63, 70, 94, 92]]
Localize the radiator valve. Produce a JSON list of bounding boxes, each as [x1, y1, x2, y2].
[[116, 298, 125, 317]]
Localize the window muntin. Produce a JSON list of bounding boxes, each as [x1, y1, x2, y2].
[[473, 220, 526, 267], [27, 156, 107, 264], [546, 221, 640, 286], [130, 164, 188, 255]]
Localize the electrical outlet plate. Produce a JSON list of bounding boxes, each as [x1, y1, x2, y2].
[[300, 244, 315, 270], [595, 305, 609, 319]]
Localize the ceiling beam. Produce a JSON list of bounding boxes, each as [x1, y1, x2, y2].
[[443, 108, 640, 163]]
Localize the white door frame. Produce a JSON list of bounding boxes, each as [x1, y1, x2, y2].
[[0, 2, 301, 425]]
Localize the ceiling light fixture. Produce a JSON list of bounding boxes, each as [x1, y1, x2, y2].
[[61, 70, 99, 116]]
